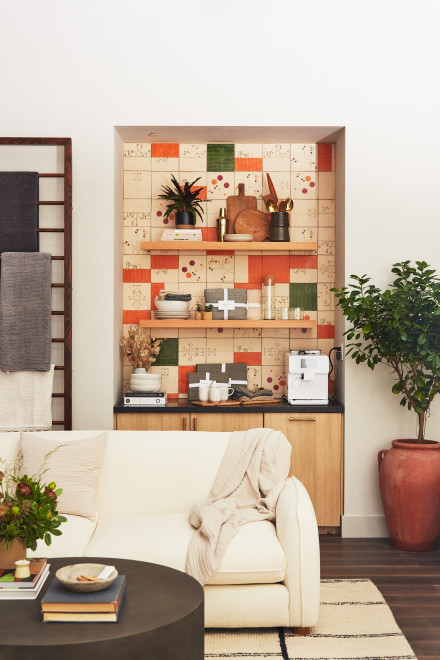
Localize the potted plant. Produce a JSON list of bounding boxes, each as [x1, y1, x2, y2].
[[203, 304, 213, 320], [0, 450, 66, 567], [195, 302, 202, 321], [158, 174, 208, 228], [120, 328, 163, 374], [333, 260, 440, 550]]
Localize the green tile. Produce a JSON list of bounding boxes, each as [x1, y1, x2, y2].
[[153, 338, 178, 366], [207, 144, 235, 172], [289, 283, 317, 311]]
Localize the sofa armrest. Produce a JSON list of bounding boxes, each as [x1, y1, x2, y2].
[[276, 476, 320, 627]]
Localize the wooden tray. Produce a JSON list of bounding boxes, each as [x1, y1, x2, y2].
[[192, 400, 242, 406]]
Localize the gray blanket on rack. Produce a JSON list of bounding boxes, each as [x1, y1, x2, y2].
[[0, 252, 52, 372], [0, 172, 39, 253]]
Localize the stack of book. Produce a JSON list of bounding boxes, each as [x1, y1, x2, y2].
[[124, 392, 167, 406], [161, 228, 202, 241], [0, 558, 50, 599], [41, 575, 126, 622]]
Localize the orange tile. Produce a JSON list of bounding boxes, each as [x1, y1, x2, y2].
[[167, 393, 179, 399], [290, 255, 318, 269], [234, 351, 261, 366], [318, 144, 333, 172], [235, 158, 263, 171], [123, 310, 150, 324], [262, 255, 289, 282], [151, 143, 179, 158], [190, 184, 207, 200], [151, 282, 165, 310], [317, 324, 335, 339], [248, 255, 263, 283], [178, 365, 196, 394], [202, 227, 218, 241], [123, 268, 151, 283], [235, 282, 262, 290], [151, 255, 179, 269]]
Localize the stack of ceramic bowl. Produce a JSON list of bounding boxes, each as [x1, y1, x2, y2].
[[154, 298, 191, 320], [129, 371, 162, 393]]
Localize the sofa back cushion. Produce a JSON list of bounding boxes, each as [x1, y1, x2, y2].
[[97, 430, 231, 516]]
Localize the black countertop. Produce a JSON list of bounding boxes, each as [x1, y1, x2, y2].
[[114, 398, 344, 414]]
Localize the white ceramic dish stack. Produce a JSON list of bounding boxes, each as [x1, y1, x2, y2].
[[154, 297, 191, 319], [130, 373, 162, 392]]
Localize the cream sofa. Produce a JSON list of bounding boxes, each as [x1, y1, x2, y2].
[[0, 429, 320, 629]]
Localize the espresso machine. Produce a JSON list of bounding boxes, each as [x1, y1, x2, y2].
[[286, 350, 329, 405]]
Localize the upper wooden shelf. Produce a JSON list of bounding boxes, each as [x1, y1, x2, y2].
[[140, 319, 316, 329], [140, 241, 317, 252]]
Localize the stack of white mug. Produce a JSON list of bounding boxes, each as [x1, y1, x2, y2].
[[199, 381, 234, 403]]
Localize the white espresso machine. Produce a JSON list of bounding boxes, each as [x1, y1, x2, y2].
[[286, 350, 329, 405]]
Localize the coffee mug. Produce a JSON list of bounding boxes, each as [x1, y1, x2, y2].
[[208, 386, 222, 403], [219, 386, 234, 401], [198, 385, 209, 402]]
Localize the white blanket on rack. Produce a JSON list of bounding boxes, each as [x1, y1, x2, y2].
[[0, 365, 54, 431]]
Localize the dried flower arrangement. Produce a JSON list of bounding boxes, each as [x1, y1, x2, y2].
[[120, 328, 163, 371]]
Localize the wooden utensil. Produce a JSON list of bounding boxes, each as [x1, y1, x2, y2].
[[235, 209, 271, 241], [226, 183, 257, 233], [278, 199, 288, 212], [266, 174, 278, 206]]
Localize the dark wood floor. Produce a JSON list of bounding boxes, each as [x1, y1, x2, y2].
[[320, 537, 440, 660]]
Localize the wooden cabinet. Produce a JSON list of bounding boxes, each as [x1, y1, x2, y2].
[[189, 412, 263, 433], [264, 412, 343, 528], [113, 412, 189, 431]]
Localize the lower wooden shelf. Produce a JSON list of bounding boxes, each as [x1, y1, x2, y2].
[[140, 319, 316, 329]]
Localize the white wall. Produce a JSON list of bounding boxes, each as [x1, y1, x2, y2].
[[2, 0, 440, 534]]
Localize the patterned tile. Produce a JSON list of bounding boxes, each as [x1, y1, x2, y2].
[[235, 144, 263, 158], [292, 200, 318, 226], [179, 144, 207, 158], [318, 227, 335, 255], [234, 172, 263, 198], [124, 143, 151, 170], [291, 172, 317, 199], [318, 199, 335, 214], [206, 327, 234, 339], [123, 226, 150, 254], [151, 157, 179, 171], [262, 337, 289, 366], [261, 365, 288, 395], [150, 365, 179, 396], [123, 282, 150, 310], [289, 310, 317, 340], [206, 337, 234, 363], [178, 337, 207, 365], [207, 172, 235, 199], [289, 283, 317, 310], [207, 144, 235, 172], [151, 254, 179, 283], [290, 227, 317, 242], [151, 171, 179, 199], [262, 171, 290, 200], [318, 255, 335, 282], [179, 255, 206, 283], [207, 255, 235, 283], [123, 254, 151, 283], [151, 199, 175, 227], [124, 171, 151, 198], [317, 283, 335, 311], [263, 144, 290, 159], [234, 336, 262, 366], [123, 206, 151, 227], [289, 337, 319, 352], [291, 144, 317, 171], [247, 365, 262, 392]]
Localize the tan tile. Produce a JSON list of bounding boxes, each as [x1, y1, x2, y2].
[[150, 365, 178, 395], [319, 213, 335, 227], [179, 144, 207, 158], [262, 337, 289, 365], [178, 337, 207, 365], [318, 199, 335, 214], [179, 327, 206, 338], [123, 226, 150, 254], [234, 327, 262, 338], [206, 337, 234, 363], [290, 267, 318, 284], [263, 144, 290, 159], [123, 254, 150, 270], [123, 198, 151, 213], [291, 144, 317, 171], [178, 254, 206, 284], [318, 227, 335, 255], [234, 172, 263, 198], [151, 171, 179, 199], [124, 143, 151, 170], [207, 172, 235, 200], [207, 255, 235, 284], [235, 144, 263, 158], [123, 206, 151, 227], [290, 227, 317, 242], [317, 338, 335, 356], [318, 255, 335, 282], [206, 327, 234, 339], [262, 171, 290, 199], [123, 282, 150, 310], [317, 283, 335, 311], [318, 172, 336, 198], [261, 365, 288, 396], [291, 172, 317, 200], [292, 200, 318, 226], [289, 337, 319, 351], [263, 157, 290, 172], [151, 157, 179, 171], [247, 365, 262, 391], [234, 336, 262, 354]]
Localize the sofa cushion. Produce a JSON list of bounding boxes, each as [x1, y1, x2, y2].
[[85, 515, 285, 585], [19, 431, 108, 521], [27, 514, 97, 559]]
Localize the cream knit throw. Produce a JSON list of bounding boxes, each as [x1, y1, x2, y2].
[[186, 427, 291, 585]]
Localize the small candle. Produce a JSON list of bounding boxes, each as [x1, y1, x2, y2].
[[15, 559, 30, 579]]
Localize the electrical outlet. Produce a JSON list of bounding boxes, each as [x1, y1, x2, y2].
[[335, 344, 344, 360]]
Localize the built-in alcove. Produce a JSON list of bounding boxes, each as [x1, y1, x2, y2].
[[114, 126, 345, 404]]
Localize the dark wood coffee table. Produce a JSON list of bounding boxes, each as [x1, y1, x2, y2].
[[0, 556, 204, 660]]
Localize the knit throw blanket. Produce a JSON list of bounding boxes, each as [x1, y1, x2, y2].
[[186, 427, 291, 585], [0, 252, 52, 371]]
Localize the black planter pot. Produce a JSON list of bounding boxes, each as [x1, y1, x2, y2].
[[175, 211, 195, 228]]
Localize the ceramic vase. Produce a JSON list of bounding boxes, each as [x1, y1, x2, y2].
[[378, 439, 440, 551], [0, 538, 26, 569]]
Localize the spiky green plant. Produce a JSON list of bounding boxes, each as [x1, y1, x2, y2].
[[158, 174, 208, 224]]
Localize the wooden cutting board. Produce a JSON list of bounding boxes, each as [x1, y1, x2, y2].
[[192, 400, 242, 406], [235, 209, 271, 241], [226, 183, 257, 233]]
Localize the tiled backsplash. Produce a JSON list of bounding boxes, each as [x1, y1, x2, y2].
[[122, 142, 336, 398]]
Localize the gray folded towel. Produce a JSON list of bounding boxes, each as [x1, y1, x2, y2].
[[0, 252, 52, 371], [0, 172, 39, 253], [164, 293, 192, 301]]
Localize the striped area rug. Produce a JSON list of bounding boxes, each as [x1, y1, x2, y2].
[[205, 579, 416, 659]]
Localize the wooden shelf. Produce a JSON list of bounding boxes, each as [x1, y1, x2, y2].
[[140, 319, 316, 329], [140, 241, 317, 252]]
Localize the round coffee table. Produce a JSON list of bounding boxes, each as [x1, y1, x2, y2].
[[0, 556, 204, 660]]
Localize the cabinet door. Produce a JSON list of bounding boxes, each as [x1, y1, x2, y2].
[[190, 412, 263, 432], [115, 413, 190, 431], [264, 412, 343, 527]]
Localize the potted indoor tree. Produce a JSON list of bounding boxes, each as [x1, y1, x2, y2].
[[333, 260, 440, 550], [158, 174, 208, 228]]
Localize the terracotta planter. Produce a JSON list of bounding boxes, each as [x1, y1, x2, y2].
[[202, 312, 212, 320], [0, 537, 26, 568], [378, 439, 440, 551], [195, 311, 202, 320]]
